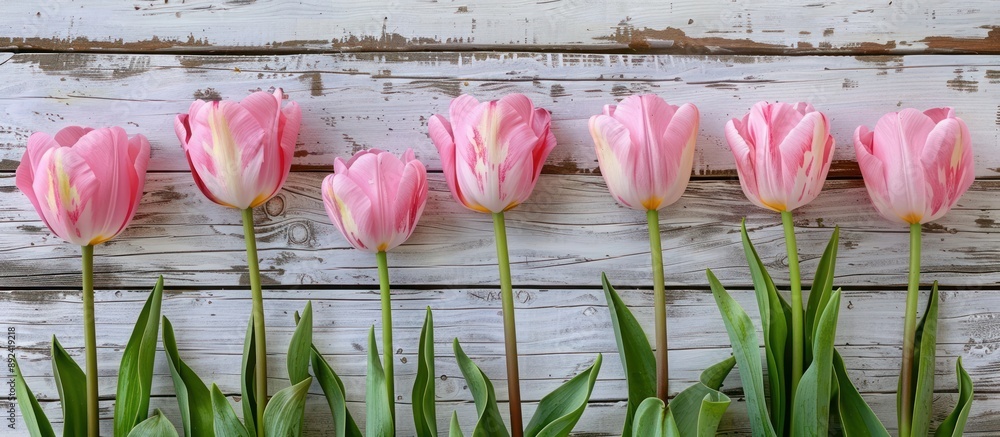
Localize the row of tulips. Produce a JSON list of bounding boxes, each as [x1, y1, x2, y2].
[[11, 89, 973, 436]]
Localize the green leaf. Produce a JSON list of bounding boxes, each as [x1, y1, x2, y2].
[[115, 276, 165, 437], [310, 346, 363, 437], [600, 273, 656, 436], [630, 398, 679, 437], [805, 227, 840, 346], [791, 290, 841, 436], [241, 315, 258, 437], [449, 412, 464, 437], [12, 358, 55, 437], [833, 350, 889, 436], [51, 336, 86, 437], [453, 339, 509, 437], [366, 327, 395, 437], [413, 307, 438, 437], [211, 384, 251, 437], [739, 222, 790, 435], [162, 316, 215, 437], [934, 357, 973, 437], [707, 269, 776, 437], [909, 283, 940, 436], [263, 377, 313, 437], [524, 354, 603, 437], [127, 409, 179, 437], [669, 357, 734, 437], [288, 302, 313, 385]]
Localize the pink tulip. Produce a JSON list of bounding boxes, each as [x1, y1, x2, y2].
[[429, 94, 557, 213], [175, 89, 302, 210], [322, 149, 429, 253], [854, 107, 974, 224], [15, 126, 150, 246], [725, 101, 835, 212], [589, 95, 699, 211]]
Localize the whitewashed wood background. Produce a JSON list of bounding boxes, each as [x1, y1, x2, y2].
[[1, 1, 999, 435]]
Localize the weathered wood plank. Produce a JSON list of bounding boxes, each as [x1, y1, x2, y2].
[[1, 53, 999, 177], [6, 394, 1000, 436], [2, 173, 999, 289], [0, 1, 997, 54], [4, 287, 996, 435]]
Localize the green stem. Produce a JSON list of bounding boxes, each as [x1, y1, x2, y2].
[[781, 211, 804, 398], [647, 209, 669, 402], [493, 212, 523, 437], [81, 245, 98, 437], [899, 223, 922, 437], [376, 251, 396, 423], [242, 208, 267, 437]]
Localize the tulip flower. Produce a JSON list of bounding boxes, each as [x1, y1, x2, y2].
[[855, 107, 974, 437], [16, 125, 150, 436], [589, 94, 699, 402], [430, 93, 556, 434], [322, 148, 429, 424], [725, 101, 835, 395], [175, 88, 301, 435]]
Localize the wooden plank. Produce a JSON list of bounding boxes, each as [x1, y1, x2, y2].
[[3, 287, 995, 435], [6, 394, 1000, 436], [0, 1, 997, 54], [1, 52, 999, 178], [3, 173, 1000, 289]]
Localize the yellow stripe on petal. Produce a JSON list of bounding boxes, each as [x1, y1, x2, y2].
[[760, 199, 787, 212], [902, 212, 923, 224], [45, 150, 82, 218], [641, 197, 663, 211]]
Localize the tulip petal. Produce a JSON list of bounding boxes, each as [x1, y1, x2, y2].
[[777, 111, 832, 209], [32, 147, 99, 245], [54, 126, 94, 147], [855, 125, 900, 223], [72, 128, 134, 244], [429, 114, 466, 206], [873, 109, 935, 222], [390, 159, 428, 248], [725, 119, 766, 211], [660, 103, 699, 207], [591, 114, 639, 208], [921, 117, 974, 222]]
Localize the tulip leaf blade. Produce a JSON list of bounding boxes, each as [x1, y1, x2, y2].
[[310, 346, 363, 437], [524, 354, 602, 437], [833, 350, 889, 436], [115, 276, 165, 437], [739, 221, 790, 435], [287, 302, 313, 386], [669, 356, 734, 437], [453, 338, 509, 437], [241, 314, 258, 437], [707, 269, 777, 437], [934, 357, 973, 437], [413, 307, 438, 437], [791, 290, 841, 436], [366, 327, 395, 437], [449, 412, 464, 437], [262, 377, 313, 437], [51, 336, 87, 437], [162, 316, 215, 437], [211, 384, 251, 437], [805, 227, 840, 348], [631, 397, 679, 437], [126, 409, 179, 437], [600, 273, 656, 437], [909, 283, 940, 437], [12, 358, 55, 437]]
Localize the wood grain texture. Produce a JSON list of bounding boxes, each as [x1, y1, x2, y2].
[[1, 52, 999, 178], [0, 1, 997, 54], [3, 173, 1000, 289], [3, 286, 997, 434]]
